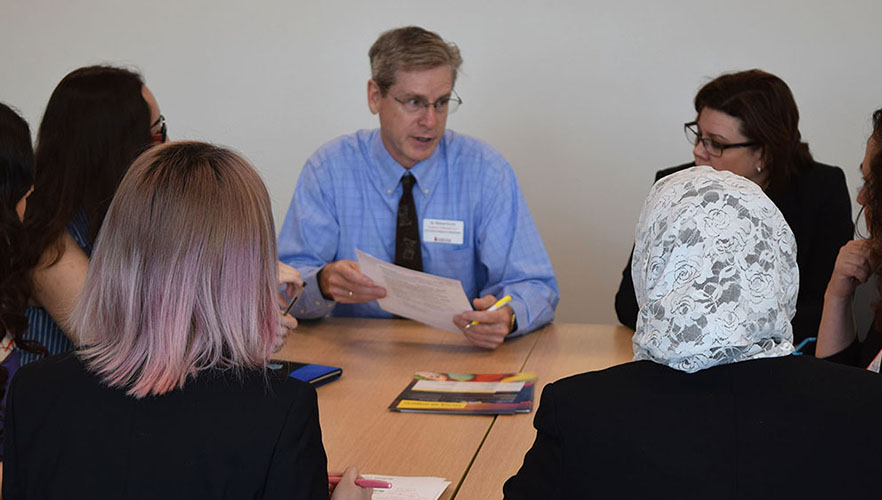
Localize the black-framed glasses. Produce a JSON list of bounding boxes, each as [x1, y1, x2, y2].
[[151, 114, 167, 144], [684, 121, 756, 157], [392, 89, 462, 115]]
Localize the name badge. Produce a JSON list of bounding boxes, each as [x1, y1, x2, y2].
[[423, 218, 464, 245]]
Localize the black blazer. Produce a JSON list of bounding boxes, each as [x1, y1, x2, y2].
[[615, 162, 853, 351], [3, 353, 329, 500], [504, 355, 882, 499]]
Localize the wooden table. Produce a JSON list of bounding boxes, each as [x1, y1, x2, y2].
[[274, 319, 633, 500], [274, 317, 541, 500], [454, 324, 633, 499]]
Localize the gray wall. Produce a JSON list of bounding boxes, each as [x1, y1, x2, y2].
[[3, 0, 879, 324]]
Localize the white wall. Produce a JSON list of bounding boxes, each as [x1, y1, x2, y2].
[[3, 0, 880, 324]]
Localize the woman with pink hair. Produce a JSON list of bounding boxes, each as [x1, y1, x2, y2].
[[3, 142, 369, 500]]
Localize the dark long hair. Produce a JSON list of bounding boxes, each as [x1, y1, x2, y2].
[[24, 65, 152, 268], [0, 102, 47, 369], [694, 69, 814, 195]]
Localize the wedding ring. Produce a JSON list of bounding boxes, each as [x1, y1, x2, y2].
[[348, 290, 353, 297]]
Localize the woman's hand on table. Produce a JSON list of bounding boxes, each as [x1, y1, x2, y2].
[[329, 466, 373, 499]]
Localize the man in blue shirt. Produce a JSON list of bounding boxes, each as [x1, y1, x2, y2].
[[279, 26, 559, 349]]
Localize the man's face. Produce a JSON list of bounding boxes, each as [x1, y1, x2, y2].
[[368, 65, 454, 168]]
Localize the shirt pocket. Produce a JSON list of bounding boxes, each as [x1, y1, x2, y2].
[[426, 244, 478, 296]]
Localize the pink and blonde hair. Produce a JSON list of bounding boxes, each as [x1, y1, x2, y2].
[[73, 142, 279, 398]]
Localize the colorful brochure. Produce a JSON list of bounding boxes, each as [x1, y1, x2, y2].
[[389, 372, 536, 415]]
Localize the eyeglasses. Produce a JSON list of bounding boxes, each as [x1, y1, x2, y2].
[[854, 205, 869, 240], [151, 114, 167, 144], [392, 89, 462, 115], [684, 121, 756, 157]]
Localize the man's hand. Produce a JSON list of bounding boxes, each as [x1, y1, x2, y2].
[[318, 260, 387, 303], [453, 295, 515, 349]]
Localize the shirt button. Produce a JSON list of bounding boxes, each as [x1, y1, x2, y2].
[[424, 189, 429, 194], [387, 189, 392, 194], [315, 300, 321, 306]]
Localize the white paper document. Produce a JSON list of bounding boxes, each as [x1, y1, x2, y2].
[[355, 249, 472, 333], [412, 380, 526, 393], [363, 475, 450, 500]]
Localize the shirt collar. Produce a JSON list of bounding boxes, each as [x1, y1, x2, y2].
[[370, 129, 444, 195]]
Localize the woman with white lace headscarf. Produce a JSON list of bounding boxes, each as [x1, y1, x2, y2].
[[631, 165, 796, 372], [504, 166, 882, 499]]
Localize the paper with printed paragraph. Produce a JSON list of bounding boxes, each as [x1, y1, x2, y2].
[[356, 249, 472, 333], [362, 474, 450, 500]]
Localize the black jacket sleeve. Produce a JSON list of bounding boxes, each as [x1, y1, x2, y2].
[[263, 383, 329, 500], [786, 165, 854, 347], [503, 383, 564, 499]]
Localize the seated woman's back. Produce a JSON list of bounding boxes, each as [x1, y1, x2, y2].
[[507, 355, 882, 499], [5, 352, 326, 499], [3, 142, 333, 500], [506, 167, 882, 499]]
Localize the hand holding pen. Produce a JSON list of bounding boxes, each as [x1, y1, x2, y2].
[[453, 295, 515, 350], [328, 475, 392, 489], [278, 261, 304, 306], [275, 262, 305, 352], [465, 295, 511, 329], [282, 282, 308, 317], [328, 466, 387, 499]]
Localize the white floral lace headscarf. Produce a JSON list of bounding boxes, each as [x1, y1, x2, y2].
[[632, 166, 797, 373]]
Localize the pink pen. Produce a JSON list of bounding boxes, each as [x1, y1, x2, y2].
[[328, 476, 392, 489]]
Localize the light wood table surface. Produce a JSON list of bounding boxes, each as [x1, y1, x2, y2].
[[274, 317, 542, 500], [454, 324, 634, 500]]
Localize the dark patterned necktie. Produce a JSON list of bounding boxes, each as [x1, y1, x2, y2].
[[395, 174, 423, 271]]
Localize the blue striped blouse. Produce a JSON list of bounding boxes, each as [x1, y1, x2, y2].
[[22, 211, 92, 365]]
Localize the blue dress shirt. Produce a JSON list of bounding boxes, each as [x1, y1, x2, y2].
[[278, 128, 559, 336]]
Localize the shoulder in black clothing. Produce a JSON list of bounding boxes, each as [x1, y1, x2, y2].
[[654, 162, 694, 181], [504, 355, 882, 499], [4, 351, 328, 500]]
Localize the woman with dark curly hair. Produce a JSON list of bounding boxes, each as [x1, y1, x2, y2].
[[817, 109, 882, 367], [0, 102, 47, 466]]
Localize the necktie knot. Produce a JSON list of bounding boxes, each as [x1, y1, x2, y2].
[[401, 174, 416, 192]]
